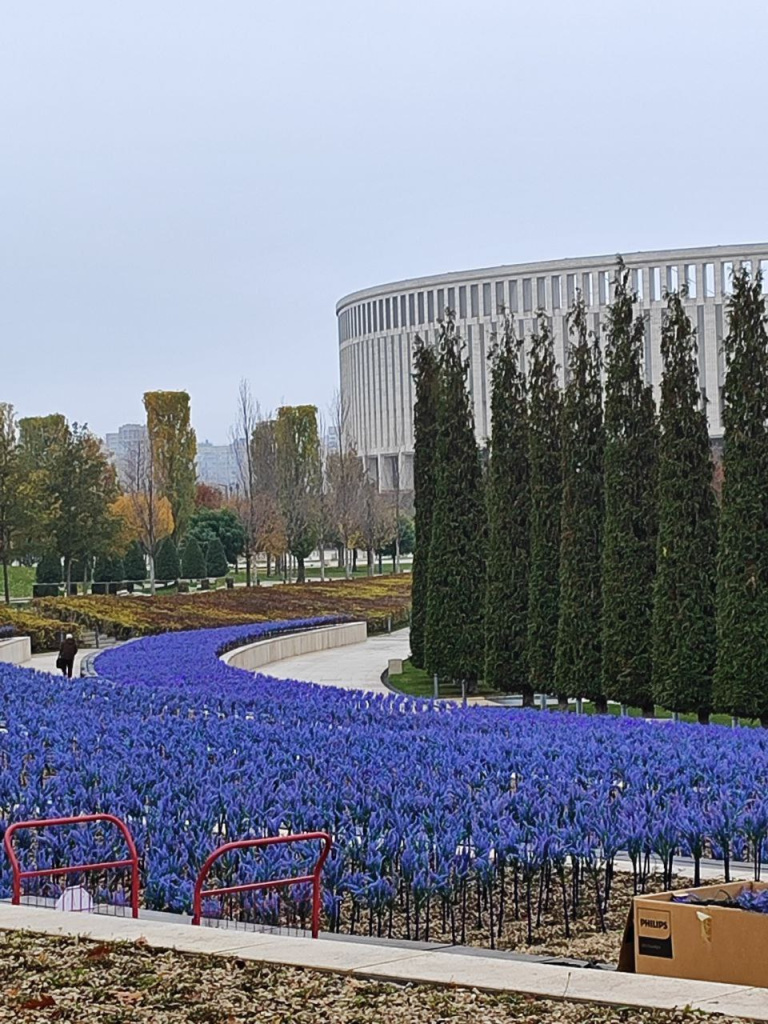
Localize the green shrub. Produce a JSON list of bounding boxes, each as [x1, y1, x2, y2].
[[181, 536, 206, 579], [94, 554, 124, 583], [155, 537, 180, 582], [205, 536, 229, 577], [36, 552, 62, 584], [123, 541, 147, 582]]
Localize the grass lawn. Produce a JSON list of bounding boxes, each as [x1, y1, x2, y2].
[[564, 701, 742, 727], [389, 659, 747, 725], [3, 565, 35, 599], [388, 659, 502, 699], [0, 930, 741, 1024], [232, 566, 409, 583]]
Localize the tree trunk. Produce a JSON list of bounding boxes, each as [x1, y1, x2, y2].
[[266, 553, 272, 577], [296, 554, 305, 583], [319, 542, 325, 582], [337, 543, 344, 568], [149, 553, 156, 596], [698, 709, 711, 725], [367, 547, 374, 576], [594, 696, 609, 715], [641, 703, 655, 719], [352, 549, 357, 572], [378, 550, 383, 574], [245, 548, 252, 587], [1, 544, 9, 605], [522, 691, 535, 708], [344, 543, 352, 580]]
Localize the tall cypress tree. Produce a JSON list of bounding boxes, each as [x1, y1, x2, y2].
[[425, 311, 485, 687], [527, 314, 562, 702], [410, 337, 440, 669], [713, 267, 768, 722], [602, 259, 658, 715], [485, 315, 529, 696], [652, 290, 717, 722], [555, 297, 606, 711]]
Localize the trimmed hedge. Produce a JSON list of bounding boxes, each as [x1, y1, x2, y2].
[[33, 575, 412, 640], [0, 608, 81, 653]]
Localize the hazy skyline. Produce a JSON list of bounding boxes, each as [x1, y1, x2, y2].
[[2, 1, 767, 441]]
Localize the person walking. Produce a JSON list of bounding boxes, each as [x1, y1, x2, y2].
[[57, 633, 77, 678]]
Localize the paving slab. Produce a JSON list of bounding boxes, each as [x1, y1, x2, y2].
[[3, 903, 768, 1020]]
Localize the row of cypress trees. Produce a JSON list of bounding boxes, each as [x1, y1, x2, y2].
[[411, 258, 768, 721]]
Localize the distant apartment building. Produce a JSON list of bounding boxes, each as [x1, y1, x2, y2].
[[196, 440, 241, 491], [104, 424, 243, 492], [103, 423, 148, 484]]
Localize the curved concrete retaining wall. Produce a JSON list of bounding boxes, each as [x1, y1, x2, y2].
[[0, 636, 32, 665], [222, 622, 367, 672]]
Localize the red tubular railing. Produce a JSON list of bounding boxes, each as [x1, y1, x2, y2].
[[192, 831, 333, 938], [3, 814, 140, 918]]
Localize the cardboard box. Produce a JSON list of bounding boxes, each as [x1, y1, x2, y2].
[[618, 881, 768, 988]]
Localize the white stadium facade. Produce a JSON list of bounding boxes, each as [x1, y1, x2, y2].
[[336, 243, 768, 491]]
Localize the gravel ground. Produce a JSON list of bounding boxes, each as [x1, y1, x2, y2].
[[0, 929, 751, 1024]]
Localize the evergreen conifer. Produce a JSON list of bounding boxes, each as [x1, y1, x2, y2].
[[527, 315, 562, 702], [123, 541, 147, 583], [94, 553, 124, 583], [181, 536, 206, 579], [155, 536, 180, 582], [36, 552, 62, 584], [206, 536, 229, 577], [652, 290, 717, 721], [601, 260, 658, 714], [555, 297, 606, 710], [484, 315, 529, 695], [425, 311, 486, 687], [713, 267, 768, 721], [410, 337, 440, 669]]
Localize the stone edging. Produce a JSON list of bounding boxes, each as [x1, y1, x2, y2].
[[220, 621, 368, 672], [0, 636, 32, 666]]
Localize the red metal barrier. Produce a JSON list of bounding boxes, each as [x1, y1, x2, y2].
[[3, 814, 140, 918], [192, 831, 332, 937]]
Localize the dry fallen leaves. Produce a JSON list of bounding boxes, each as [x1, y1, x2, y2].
[[0, 928, 753, 1024]]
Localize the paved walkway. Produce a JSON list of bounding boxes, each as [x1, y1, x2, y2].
[[269, 628, 410, 693], [26, 647, 91, 676], [1, 903, 766, 1018]]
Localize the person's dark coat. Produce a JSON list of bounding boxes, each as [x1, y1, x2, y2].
[[59, 637, 78, 662]]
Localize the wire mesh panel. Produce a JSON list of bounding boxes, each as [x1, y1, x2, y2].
[[4, 814, 140, 917], [192, 832, 332, 938]]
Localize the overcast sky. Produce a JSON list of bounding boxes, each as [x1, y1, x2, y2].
[[2, 1, 766, 442]]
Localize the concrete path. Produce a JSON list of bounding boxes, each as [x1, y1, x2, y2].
[[266, 626, 493, 705], [25, 647, 91, 676], [1, 903, 767, 1019], [270, 628, 410, 693]]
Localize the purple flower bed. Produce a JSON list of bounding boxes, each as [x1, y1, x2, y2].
[[2, 617, 768, 945]]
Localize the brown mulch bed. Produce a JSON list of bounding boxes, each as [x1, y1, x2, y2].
[[0, 929, 749, 1024], [331, 871, 717, 965]]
